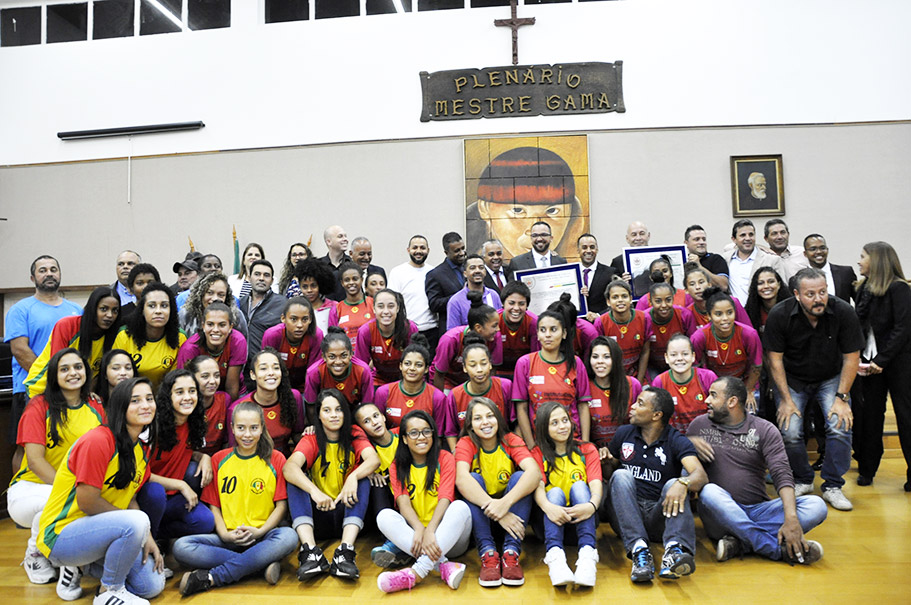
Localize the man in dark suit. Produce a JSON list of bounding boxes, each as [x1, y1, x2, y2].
[[803, 234, 856, 303], [480, 239, 514, 295], [425, 231, 467, 329], [349, 236, 387, 282], [508, 221, 567, 272], [609, 221, 651, 281], [577, 233, 619, 319]]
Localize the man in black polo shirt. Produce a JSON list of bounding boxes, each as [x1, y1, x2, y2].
[[607, 387, 707, 583], [765, 267, 864, 512], [684, 224, 729, 291]]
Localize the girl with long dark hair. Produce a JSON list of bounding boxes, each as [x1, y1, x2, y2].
[[634, 256, 692, 310], [283, 389, 379, 580], [447, 337, 514, 433], [355, 288, 419, 386], [432, 291, 503, 391], [179, 272, 248, 336], [187, 355, 232, 456], [597, 280, 652, 383], [228, 242, 266, 299], [744, 266, 790, 335], [304, 326, 374, 407], [278, 242, 312, 295], [645, 281, 697, 376], [329, 261, 376, 344], [586, 336, 642, 449], [176, 302, 247, 401], [262, 297, 324, 390], [93, 348, 136, 404]]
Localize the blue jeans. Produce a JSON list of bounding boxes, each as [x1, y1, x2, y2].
[[607, 469, 695, 555], [47, 509, 165, 598], [172, 527, 298, 586], [698, 483, 828, 560], [538, 482, 597, 551], [136, 462, 215, 540], [466, 471, 532, 555], [287, 479, 370, 536], [777, 375, 851, 489]]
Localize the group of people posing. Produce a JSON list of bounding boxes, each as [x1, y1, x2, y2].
[[4, 217, 909, 602]]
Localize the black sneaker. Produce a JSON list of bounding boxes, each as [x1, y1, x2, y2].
[[630, 547, 654, 583], [297, 545, 330, 580], [716, 535, 744, 562], [179, 570, 212, 596], [780, 539, 824, 566], [658, 544, 695, 579], [329, 544, 360, 579]]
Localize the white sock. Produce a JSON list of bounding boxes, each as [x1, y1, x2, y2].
[[632, 539, 648, 552]]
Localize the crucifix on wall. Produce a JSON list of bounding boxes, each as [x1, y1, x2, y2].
[[494, 0, 536, 66]]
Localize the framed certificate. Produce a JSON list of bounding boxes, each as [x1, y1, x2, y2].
[[623, 245, 688, 300], [513, 263, 588, 318]]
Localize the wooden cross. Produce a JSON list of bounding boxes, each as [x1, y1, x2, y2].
[[494, 0, 536, 66]]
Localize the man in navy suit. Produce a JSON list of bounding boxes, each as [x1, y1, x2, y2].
[[508, 221, 567, 272], [803, 234, 856, 303], [425, 231, 467, 330], [577, 233, 619, 318], [480, 239, 514, 295]]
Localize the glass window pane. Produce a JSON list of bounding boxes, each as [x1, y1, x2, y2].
[[526, 0, 570, 4], [140, 0, 183, 35], [47, 3, 88, 43], [316, 0, 358, 19], [189, 0, 230, 30], [419, 0, 463, 11], [266, 0, 309, 23], [94, 0, 134, 39], [367, 0, 412, 15], [471, 0, 508, 7], [1, 6, 41, 46]]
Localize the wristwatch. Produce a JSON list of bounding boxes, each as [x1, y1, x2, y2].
[[677, 477, 691, 487], [836, 392, 850, 402]]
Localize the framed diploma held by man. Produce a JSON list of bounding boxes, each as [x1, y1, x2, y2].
[[514, 264, 587, 318], [623, 245, 687, 300]]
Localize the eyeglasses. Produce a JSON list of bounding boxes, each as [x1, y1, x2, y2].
[[805, 246, 828, 253], [531, 233, 551, 239], [406, 428, 434, 439]]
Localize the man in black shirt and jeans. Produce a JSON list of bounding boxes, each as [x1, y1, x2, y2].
[[765, 267, 864, 512]]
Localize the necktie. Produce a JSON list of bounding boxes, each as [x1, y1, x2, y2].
[[542, 255, 549, 268], [583, 268, 591, 287], [495, 272, 504, 289]]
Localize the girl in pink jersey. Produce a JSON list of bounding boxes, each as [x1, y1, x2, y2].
[[650, 334, 717, 434], [586, 336, 642, 450]]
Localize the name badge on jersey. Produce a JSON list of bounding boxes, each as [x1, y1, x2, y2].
[[373, 346, 384, 354], [671, 396, 678, 406], [589, 398, 602, 408], [621, 442, 635, 461], [649, 334, 657, 341], [707, 349, 718, 358], [280, 352, 289, 360], [609, 336, 618, 342], [529, 375, 545, 385], [388, 407, 402, 417], [340, 315, 349, 323]]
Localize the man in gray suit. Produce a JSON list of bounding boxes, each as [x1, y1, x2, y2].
[[508, 221, 568, 272]]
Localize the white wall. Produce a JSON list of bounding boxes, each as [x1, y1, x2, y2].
[[0, 0, 909, 165]]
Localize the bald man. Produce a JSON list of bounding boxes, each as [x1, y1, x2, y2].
[[320, 224, 351, 301], [610, 221, 651, 280]]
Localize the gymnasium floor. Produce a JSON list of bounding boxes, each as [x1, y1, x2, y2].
[[3, 457, 909, 605]]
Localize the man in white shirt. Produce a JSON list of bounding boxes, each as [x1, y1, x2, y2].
[[726, 219, 783, 305], [112, 250, 141, 306], [508, 221, 567, 271], [387, 234, 438, 350]]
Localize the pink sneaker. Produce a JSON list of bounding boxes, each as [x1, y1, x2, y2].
[[439, 561, 466, 590], [377, 567, 417, 593]]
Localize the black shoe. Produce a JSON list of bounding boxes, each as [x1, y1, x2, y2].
[[179, 570, 212, 596], [297, 545, 330, 580], [630, 547, 654, 583], [329, 544, 360, 579], [857, 475, 873, 486], [811, 456, 825, 471], [658, 544, 695, 579], [904, 481, 911, 493]]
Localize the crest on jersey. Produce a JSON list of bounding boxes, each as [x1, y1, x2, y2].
[[621, 442, 634, 460]]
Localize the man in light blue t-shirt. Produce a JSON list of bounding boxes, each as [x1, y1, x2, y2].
[[4, 255, 82, 443]]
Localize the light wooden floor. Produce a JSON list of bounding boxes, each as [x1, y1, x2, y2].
[[3, 457, 909, 605]]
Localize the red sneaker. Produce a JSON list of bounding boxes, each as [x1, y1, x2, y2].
[[478, 551, 501, 587], [501, 549, 525, 586]]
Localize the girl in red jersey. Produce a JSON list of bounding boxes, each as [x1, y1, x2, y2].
[[513, 308, 592, 449], [329, 261, 375, 344], [635, 256, 692, 311], [228, 348, 305, 456], [284, 389, 379, 580], [432, 292, 503, 391], [177, 302, 247, 401], [547, 292, 597, 365], [646, 282, 697, 377], [586, 336, 642, 450], [684, 265, 750, 328], [290, 259, 337, 334], [496, 281, 538, 378], [744, 267, 789, 336], [691, 288, 763, 412], [93, 348, 136, 404], [36, 377, 164, 604], [376, 335, 453, 447], [531, 402, 602, 588], [262, 297, 324, 390], [651, 334, 718, 434], [304, 327, 374, 407], [137, 370, 215, 548], [10, 349, 106, 585], [447, 337, 514, 433], [376, 410, 470, 593], [454, 397, 540, 588], [173, 400, 298, 596], [597, 280, 652, 383], [355, 289, 419, 386], [186, 355, 231, 456]]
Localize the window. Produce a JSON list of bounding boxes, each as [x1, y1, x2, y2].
[[266, 0, 309, 23], [315, 0, 358, 19], [47, 3, 88, 43], [94, 0, 134, 39], [189, 0, 230, 30], [419, 0, 463, 11], [367, 0, 413, 15], [0, 6, 41, 47], [140, 0, 182, 35]]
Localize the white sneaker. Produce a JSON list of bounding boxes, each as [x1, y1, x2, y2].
[[543, 547, 574, 587], [822, 487, 853, 511], [93, 586, 150, 605], [573, 545, 599, 587], [794, 483, 814, 497], [56, 565, 83, 601], [22, 545, 57, 584]]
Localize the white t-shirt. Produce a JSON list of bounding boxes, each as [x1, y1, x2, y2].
[[387, 262, 437, 331]]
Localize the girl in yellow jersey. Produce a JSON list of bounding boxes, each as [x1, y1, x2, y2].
[[284, 389, 379, 580], [376, 410, 470, 593], [37, 377, 164, 605], [93, 349, 136, 404], [10, 349, 106, 585], [531, 401, 603, 589], [455, 397, 539, 588], [112, 283, 187, 392], [173, 401, 298, 596]]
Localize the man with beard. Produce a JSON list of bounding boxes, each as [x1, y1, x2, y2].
[[507, 221, 567, 271], [480, 239, 512, 295], [239, 259, 284, 388], [388, 235, 438, 351], [688, 376, 828, 565], [446, 254, 502, 330], [4, 255, 82, 444], [764, 268, 864, 511], [425, 231, 468, 330], [349, 236, 386, 283], [577, 233, 618, 318]]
